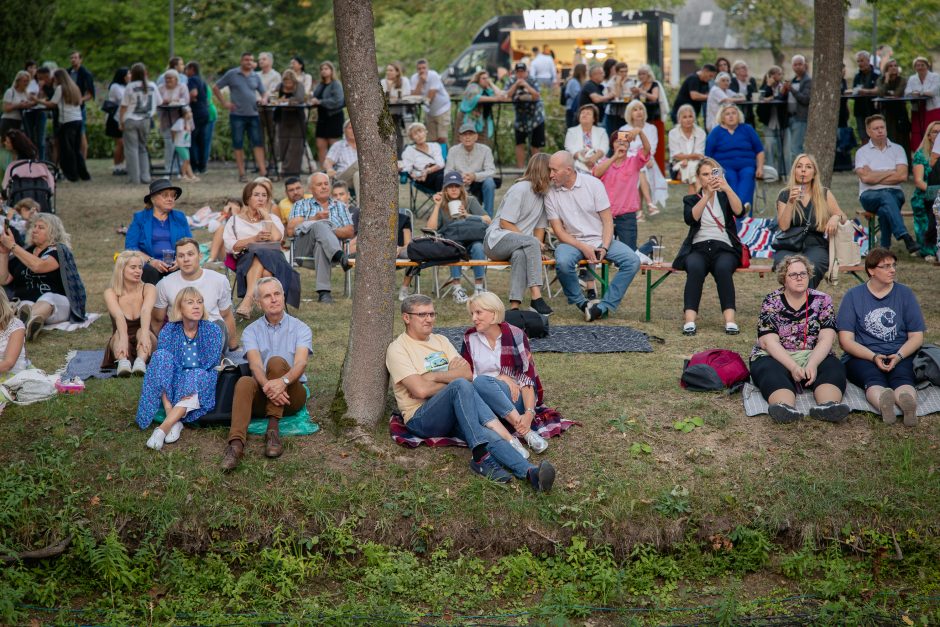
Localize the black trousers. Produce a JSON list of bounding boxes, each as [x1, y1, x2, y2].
[[750, 353, 847, 400], [57, 121, 90, 181], [683, 240, 738, 312], [190, 118, 209, 173]]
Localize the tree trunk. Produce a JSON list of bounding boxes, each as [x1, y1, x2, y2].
[[333, 0, 400, 434], [804, 0, 846, 187]]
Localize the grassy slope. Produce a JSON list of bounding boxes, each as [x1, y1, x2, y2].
[[1, 159, 939, 623]]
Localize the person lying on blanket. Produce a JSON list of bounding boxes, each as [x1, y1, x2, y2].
[[459, 292, 549, 455], [385, 294, 556, 491], [748, 254, 851, 424]]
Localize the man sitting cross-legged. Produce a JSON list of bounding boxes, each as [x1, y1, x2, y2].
[[385, 294, 556, 491], [221, 277, 312, 471], [152, 237, 239, 353]]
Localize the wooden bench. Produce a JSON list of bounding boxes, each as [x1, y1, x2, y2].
[[857, 208, 914, 243], [640, 262, 865, 322]]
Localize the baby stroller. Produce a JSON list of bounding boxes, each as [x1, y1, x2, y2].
[[753, 165, 779, 216], [3, 159, 58, 213]]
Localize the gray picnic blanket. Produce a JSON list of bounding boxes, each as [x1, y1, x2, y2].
[[62, 347, 247, 381], [743, 382, 940, 417], [437, 325, 653, 354]]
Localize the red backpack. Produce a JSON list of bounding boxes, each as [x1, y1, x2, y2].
[[680, 349, 750, 392]]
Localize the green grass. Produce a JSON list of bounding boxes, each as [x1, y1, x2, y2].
[[1, 159, 939, 624]]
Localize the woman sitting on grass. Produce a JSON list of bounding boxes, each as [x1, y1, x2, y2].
[[460, 292, 549, 457], [136, 287, 223, 451], [0, 290, 30, 382], [837, 247, 926, 427], [102, 250, 157, 377], [749, 254, 850, 424]]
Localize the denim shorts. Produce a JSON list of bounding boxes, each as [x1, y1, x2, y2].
[[229, 114, 263, 150]]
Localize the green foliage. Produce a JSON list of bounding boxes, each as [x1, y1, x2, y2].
[[849, 1, 940, 70], [0, 0, 56, 86], [630, 441, 652, 455], [654, 485, 691, 517], [673, 416, 704, 432], [715, 1, 813, 65]]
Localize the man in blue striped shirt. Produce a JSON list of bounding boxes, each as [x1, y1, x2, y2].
[[287, 172, 354, 303]]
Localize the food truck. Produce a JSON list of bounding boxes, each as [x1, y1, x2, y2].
[[442, 8, 678, 94]]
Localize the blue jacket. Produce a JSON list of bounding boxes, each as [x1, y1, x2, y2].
[[125, 208, 192, 258]]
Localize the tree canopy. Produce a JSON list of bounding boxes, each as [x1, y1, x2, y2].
[[715, 0, 813, 66], [849, 0, 940, 69]]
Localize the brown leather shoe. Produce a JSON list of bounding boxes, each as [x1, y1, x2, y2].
[[220, 441, 244, 472], [265, 430, 283, 458]]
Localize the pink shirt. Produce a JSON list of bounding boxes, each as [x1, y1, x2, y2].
[[594, 151, 649, 217]]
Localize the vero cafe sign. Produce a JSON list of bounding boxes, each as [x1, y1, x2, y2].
[[522, 7, 614, 30]]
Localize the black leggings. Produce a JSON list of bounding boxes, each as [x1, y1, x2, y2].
[[750, 353, 847, 399], [683, 240, 738, 312]]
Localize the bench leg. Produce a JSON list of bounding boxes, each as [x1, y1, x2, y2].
[[645, 269, 675, 322]]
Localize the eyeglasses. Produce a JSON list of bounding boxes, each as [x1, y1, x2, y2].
[[406, 311, 436, 319], [875, 263, 897, 270], [787, 272, 809, 279]]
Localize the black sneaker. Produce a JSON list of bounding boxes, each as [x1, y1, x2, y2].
[[317, 291, 335, 304], [768, 403, 802, 424], [584, 301, 603, 322], [469, 452, 512, 484], [530, 297, 553, 316], [585, 288, 598, 300], [902, 235, 921, 255], [809, 401, 851, 423], [646, 235, 659, 248], [332, 250, 352, 271], [528, 460, 556, 493]]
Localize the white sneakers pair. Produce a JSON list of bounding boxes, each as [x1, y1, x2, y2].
[[116, 357, 147, 377], [146, 422, 184, 451]]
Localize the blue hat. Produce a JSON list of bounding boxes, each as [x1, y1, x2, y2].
[[442, 171, 464, 187]]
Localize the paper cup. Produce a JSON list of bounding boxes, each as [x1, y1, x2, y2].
[[448, 200, 462, 217]]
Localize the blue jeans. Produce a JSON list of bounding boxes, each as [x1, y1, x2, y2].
[[229, 114, 263, 150], [470, 178, 497, 217], [613, 213, 638, 250], [201, 118, 216, 169], [724, 165, 757, 207], [859, 188, 908, 248], [786, 119, 807, 171], [554, 239, 640, 313], [451, 241, 486, 280], [472, 376, 524, 420], [406, 379, 533, 479]]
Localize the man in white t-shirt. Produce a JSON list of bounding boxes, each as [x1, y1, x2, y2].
[[529, 48, 558, 90], [152, 237, 240, 351], [385, 295, 555, 491], [545, 151, 640, 322], [410, 59, 451, 144], [855, 114, 920, 254]]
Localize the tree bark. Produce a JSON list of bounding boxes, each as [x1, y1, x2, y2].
[[804, 0, 846, 187], [333, 0, 400, 434]]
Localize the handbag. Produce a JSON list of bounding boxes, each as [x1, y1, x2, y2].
[[439, 216, 487, 242], [702, 197, 748, 267], [197, 361, 252, 425], [826, 221, 862, 285], [773, 224, 809, 252], [101, 99, 119, 115]]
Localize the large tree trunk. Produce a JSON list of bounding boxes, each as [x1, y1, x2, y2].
[[333, 0, 400, 436], [804, 0, 846, 187]]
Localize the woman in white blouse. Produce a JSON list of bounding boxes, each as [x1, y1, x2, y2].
[[564, 104, 608, 173], [400, 122, 444, 191], [705, 72, 742, 132], [905, 56, 940, 150], [381, 62, 411, 101], [668, 104, 707, 193], [0, 290, 29, 382]]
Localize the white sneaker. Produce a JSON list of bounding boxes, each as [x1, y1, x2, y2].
[[524, 430, 549, 454], [509, 436, 530, 459], [164, 422, 184, 444], [398, 286, 410, 301], [146, 428, 166, 451], [452, 286, 469, 304], [132, 357, 147, 375], [474, 284, 487, 295], [116, 359, 133, 377]]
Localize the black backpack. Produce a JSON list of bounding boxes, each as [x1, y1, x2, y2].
[[913, 343, 940, 386], [505, 309, 549, 339], [406, 236, 468, 274]]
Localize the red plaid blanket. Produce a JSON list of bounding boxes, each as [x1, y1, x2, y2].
[[389, 406, 579, 448]]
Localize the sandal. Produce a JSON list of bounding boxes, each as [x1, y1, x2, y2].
[[646, 205, 661, 217], [635, 212, 646, 222]]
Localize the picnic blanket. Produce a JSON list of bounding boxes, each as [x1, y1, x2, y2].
[[436, 325, 653, 354], [737, 218, 870, 260], [62, 346, 247, 381], [743, 381, 940, 418], [46, 312, 101, 333], [390, 406, 579, 448]]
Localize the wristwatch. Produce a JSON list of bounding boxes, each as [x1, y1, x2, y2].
[[281, 376, 290, 386]]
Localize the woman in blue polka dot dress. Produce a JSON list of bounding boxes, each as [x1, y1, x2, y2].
[[135, 286, 223, 449]]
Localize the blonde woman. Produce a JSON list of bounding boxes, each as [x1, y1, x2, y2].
[[135, 287, 223, 450], [910, 120, 940, 257], [103, 250, 158, 376], [705, 103, 764, 211], [668, 103, 707, 193], [620, 100, 666, 217], [0, 290, 30, 382], [40, 69, 89, 181], [400, 122, 444, 191], [775, 153, 847, 288]]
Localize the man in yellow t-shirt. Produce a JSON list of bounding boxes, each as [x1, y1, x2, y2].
[[385, 295, 555, 491], [276, 176, 310, 222]]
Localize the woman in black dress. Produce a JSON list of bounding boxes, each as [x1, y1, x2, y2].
[[310, 61, 344, 167]]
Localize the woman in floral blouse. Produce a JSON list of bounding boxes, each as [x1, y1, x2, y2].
[[749, 254, 850, 424]]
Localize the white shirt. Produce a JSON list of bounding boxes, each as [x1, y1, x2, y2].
[[530, 53, 557, 82], [705, 86, 735, 131], [468, 332, 501, 379], [0, 318, 29, 374], [381, 77, 412, 100], [545, 173, 610, 248], [409, 70, 451, 117], [325, 139, 358, 174], [693, 198, 732, 246], [854, 139, 908, 195], [619, 122, 658, 158], [904, 71, 940, 111], [122, 81, 162, 121], [50, 86, 82, 124], [155, 269, 232, 321], [400, 143, 444, 177], [223, 214, 285, 254], [564, 125, 609, 172], [2, 88, 31, 121]]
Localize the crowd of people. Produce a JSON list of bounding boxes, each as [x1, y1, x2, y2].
[[0, 47, 935, 487]]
